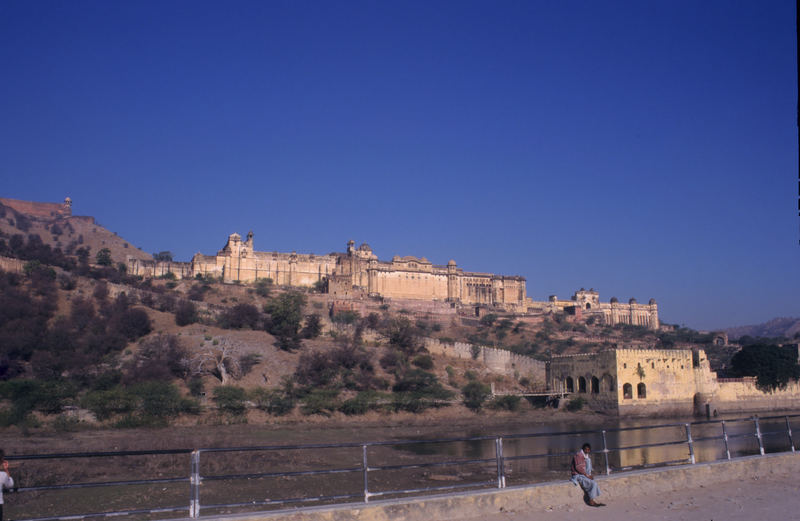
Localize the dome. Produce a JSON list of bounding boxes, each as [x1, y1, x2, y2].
[[629, 298, 637, 304], [448, 259, 457, 266], [358, 243, 372, 251], [649, 298, 657, 305], [610, 297, 618, 303]]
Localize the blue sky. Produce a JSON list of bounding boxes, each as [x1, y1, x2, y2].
[[1, 1, 797, 330]]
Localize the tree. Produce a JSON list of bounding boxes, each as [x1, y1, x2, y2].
[[301, 313, 322, 339], [462, 381, 491, 411], [175, 300, 198, 326], [188, 338, 243, 384], [264, 292, 306, 350], [96, 248, 112, 266], [730, 343, 800, 391], [153, 251, 173, 262]]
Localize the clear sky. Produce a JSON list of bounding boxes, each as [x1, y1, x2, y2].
[[0, 1, 797, 330]]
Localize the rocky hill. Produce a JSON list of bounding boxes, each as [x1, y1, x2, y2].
[[0, 197, 151, 265], [724, 317, 800, 341]]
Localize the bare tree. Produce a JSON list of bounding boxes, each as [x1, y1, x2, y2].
[[187, 338, 243, 384]]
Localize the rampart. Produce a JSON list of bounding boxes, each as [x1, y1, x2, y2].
[[0, 255, 25, 274], [550, 348, 800, 416], [424, 338, 546, 382], [0, 197, 72, 220]]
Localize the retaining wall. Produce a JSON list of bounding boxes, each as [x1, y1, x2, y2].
[[212, 452, 799, 521], [424, 338, 546, 381]]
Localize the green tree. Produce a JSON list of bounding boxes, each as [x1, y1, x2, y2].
[[730, 343, 800, 391], [153, 251, 173, 262], [96, 248, 112, 266], [462, 381, 491, 411], [264, 292, 306, 350], [301, 313, 322, 339], [212, 385, 248, 416]]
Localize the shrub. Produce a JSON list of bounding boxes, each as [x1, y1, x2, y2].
[[96, 248, 112, 266], [301, 313, 322, 339], [82, 388, 137, 420], [490, 395, 521, 411], [379, 350, 405, 375], [566, 396, 585, 411], [213, 386, 248, 416], [187, 377, 204, 397], [218, 303, 261, 329], [339, 391, 386, 415], [331, 310, 360, 325], [479, 314, 497, 327], [254, 278, 273, 297], [128, 381, 185, 419], [412, 354, 434, 370], [175, 300, 199, 326], [300, 389, 340, 416], [391, 370, 453, 412], [250, 388, 295, 415], [462, 381, 491, 411]]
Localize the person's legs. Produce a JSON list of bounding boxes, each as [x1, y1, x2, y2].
[[575, 475, 601, 503]]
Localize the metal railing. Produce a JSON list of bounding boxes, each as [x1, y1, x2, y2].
[[8, 413, 799, 521]]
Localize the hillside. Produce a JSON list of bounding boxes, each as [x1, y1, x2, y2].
[[0, 197, 151, 265], [0, 196, 760, 431], [724, 317, 800, 341]]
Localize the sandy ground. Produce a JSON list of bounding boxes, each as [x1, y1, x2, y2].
[[465, 470, 797, 521]]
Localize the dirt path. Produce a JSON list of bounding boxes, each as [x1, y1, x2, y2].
[[465, 470, 797, 521]]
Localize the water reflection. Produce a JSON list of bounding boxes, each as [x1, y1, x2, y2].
[[391, 413, 799, 485]]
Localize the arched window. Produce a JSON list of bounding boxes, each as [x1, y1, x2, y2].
[[586, 303, 591, 310], [591, 376, 599, 394], [637, 383, 647, 399], [623, 383, 633, 399], [566, 377, 574, 393], [578, 376, 587, 393], [601, 374, 614, 393]]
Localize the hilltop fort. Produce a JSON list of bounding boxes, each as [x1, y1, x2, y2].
[[129, 231, 659, 329]]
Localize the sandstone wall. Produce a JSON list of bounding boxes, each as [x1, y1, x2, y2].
[[711, 378, 800, 414], [423, 338, 546, 381], [371, 270, 449, 300], [0, 255, 25, 274], [549, 351, 619, 410]]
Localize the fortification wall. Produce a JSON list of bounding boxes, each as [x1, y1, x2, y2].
[[371, 269, 449, 300], [549, 351, 619, 409], [0, 198, 71, 220], [616, 349, 695, 405], [0, 255, 25, 274], [128, 259, 193, 279], [423, 338, 546, 381], [711, 379, 800, 414]]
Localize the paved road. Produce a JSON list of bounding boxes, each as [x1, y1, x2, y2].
[[463, 470, 797, 521]]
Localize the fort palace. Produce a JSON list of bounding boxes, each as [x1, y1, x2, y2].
[[128, 231, 659, 327]]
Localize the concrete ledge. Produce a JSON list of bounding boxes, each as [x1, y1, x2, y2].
[[202, 452, 800, 521]]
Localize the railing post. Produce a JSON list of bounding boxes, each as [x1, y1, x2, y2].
[[362, 444, 369, 503], [190, 450, 201, 519], [721, 420, 731, 460], [685, 424, 696, 464], [495, 437, 506, 488], [786, 416, 795, 453], [601, 430, 610, 475], [754, 417, 765, 456]]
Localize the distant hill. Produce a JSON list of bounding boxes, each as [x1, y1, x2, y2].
[[0, 196, 152, 264], [724, 317, 800, 341]]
